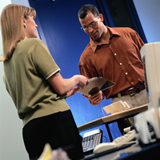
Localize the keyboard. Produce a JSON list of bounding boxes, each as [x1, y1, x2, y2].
[[82, 129, 102, 154], [93, 130, 137, 154]]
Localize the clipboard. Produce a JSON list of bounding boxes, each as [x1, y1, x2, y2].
[[77, 77, 115, 96]]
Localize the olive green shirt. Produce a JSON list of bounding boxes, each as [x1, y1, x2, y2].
[[3, 38, 69, 127]]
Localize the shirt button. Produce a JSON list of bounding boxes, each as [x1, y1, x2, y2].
[[120, 63, 122, 65], [125, 72, 128, 75], [131, 82, 134, 84], [114, 53, 116, 55]]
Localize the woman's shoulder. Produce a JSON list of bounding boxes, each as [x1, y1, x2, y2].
[[19, 38, 43, 45], [18, 38, 45, 49], [24, 38, 43, 44]]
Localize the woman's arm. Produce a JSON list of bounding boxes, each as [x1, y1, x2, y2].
[[47, 72, 89, 95]]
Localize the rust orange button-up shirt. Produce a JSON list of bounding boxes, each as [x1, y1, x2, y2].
[[79, 27, 145, 99]]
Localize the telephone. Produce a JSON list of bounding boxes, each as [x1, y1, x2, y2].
[[82, 128, 102, 154]]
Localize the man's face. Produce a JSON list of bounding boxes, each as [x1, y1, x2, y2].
[[79, 11, 104, 41]]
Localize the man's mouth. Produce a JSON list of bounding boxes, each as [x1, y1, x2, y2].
[[91, 32, 98, 38]]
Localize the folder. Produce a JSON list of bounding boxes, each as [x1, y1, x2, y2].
[[77, 77, 115, 96]]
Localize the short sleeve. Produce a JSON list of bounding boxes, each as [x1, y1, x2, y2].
[[32, 40, 60, 79]]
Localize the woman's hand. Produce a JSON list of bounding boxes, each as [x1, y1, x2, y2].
[[67, 86, 80, 97], [75, 75, 89, 89], [67, 75, 89, 97]]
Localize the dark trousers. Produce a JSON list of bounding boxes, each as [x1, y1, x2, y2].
[[23, 110, 84, 160], [117, 118, 131, 134]]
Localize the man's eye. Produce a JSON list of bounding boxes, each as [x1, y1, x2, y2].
[[90, 22, 95, 27]]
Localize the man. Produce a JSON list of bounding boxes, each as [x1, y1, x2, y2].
[[77, 4, 149, 134]]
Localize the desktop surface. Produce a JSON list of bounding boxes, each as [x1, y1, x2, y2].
[[81, 140, 160, 160], [78, 104, 148, 132]]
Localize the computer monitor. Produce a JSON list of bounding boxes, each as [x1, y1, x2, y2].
[[140, 42, 160, 111]]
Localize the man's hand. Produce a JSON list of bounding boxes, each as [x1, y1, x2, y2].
[[88, 91, 104, 105]]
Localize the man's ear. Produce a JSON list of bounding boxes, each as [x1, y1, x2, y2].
[[99, 14, 104, 22]]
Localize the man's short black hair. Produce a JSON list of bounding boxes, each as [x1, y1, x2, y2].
[[78, 4, 99, 19]]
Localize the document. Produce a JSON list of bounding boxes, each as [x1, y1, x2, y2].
[[77, 77, 115, 96], [103, 101, 131, 114]]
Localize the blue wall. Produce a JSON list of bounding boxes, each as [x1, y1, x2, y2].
[[28, 0, 160, 143], [28, 0, 123, 141]]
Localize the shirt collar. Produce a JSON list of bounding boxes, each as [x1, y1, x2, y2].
[[90, 26, 120, 52]]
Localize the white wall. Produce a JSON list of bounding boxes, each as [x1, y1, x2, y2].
[[0, 1, 29, 160], [133, 0, 160, 43]]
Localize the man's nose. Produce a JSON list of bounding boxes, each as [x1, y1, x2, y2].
[[88, 26, 94, 33]]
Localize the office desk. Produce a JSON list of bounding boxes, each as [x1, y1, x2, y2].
[[81, 141, 160, 160], [78, 104, 148, 141]]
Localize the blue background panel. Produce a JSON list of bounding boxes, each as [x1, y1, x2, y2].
[[29, 0, 121, 141]]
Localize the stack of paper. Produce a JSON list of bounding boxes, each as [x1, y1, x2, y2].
[[103, 101, 131, 114]]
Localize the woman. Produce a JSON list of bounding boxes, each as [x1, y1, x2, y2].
[[0, 4, 89, 160]]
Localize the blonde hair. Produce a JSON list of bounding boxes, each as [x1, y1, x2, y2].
[[0, 4, 36, 61]]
